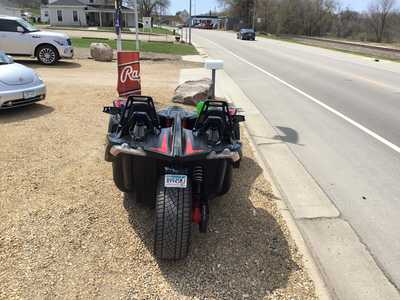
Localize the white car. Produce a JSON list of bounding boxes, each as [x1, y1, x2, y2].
[[0, 16, 74, 65], [0, 52, 46, 109]]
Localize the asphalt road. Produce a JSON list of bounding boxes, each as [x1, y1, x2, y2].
[[192, 29, 400, 294]]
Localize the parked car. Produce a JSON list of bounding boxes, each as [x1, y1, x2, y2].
[[0, 16, 74, 65], [0, 51, 46, 109], [237, 28, 256, 41]]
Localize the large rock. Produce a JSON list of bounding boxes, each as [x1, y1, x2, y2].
[[172, 78, 212, 105], [90, 43, 113, 62]]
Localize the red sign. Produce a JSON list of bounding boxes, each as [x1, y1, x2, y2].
[[117, 51, 141, 97]]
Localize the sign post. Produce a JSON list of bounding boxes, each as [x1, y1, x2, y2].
[[143, 17, 152, 32], [133, 0, 139, 50], [205, 59, 224, 100], [115, 0, 122, 51], [189, 0, 192, 44]]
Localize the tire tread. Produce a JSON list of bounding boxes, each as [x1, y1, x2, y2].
[[154, 176, 192, 260]]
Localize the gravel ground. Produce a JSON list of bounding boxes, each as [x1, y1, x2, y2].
[[0, 58, 316, 299], [291, 37, 400, 61]]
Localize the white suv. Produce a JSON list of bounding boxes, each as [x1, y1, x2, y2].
[[0, 16, 74, 65]]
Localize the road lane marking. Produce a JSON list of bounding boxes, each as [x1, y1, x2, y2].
[[198, 35, 400, 154]]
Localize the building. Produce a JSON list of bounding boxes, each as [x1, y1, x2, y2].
[[0, 1, 22, 17], [41, 0, 136, 27], [190, 15, 222, 29]]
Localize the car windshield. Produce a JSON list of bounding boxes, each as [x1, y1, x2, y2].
[[0, 52, 12, 65], [18, 18, 39, 32], [241, 29, 254, 33]]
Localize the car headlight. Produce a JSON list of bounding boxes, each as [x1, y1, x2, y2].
[[34, 72, 43, 82], [54, 39, 68, 46]]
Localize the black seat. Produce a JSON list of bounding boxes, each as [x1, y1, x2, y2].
[[195, 102, 231, 144], [119, 96, 160, 139]]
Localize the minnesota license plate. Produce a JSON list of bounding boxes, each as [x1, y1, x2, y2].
[[165, 174, 187, 188], [23, 90, 36, 99]]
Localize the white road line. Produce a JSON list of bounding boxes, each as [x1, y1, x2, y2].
[[198, 35, 400, 154]]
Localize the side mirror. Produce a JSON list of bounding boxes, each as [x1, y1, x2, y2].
[[7, 55, 14, 63], [17, 26, 25, 33]]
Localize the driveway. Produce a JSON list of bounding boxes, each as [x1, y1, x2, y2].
[[0, 58, 315, 299]]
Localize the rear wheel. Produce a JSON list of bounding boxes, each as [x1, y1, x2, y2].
[[154, 176, 192, 260], [37, 45, 59, 65], [219, 163, 233, 196]]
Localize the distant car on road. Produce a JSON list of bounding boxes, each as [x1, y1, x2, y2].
[[0, 51, 46, 109], [237, 29, 256, 41], [0, 16, 74, 65]]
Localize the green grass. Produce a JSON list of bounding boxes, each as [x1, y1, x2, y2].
[[96, 26, 173, 35], [71, 37, 198, 55]]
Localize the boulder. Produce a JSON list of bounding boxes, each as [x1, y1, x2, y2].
[[90, 43, 113, 62], [172, 78, 212, 106]]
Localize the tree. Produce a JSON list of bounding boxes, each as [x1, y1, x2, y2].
[[368, 0, 397, 42], [138, 0, 170, 17]]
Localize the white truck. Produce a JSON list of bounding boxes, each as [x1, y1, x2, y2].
[[0, 16, 74, 65]]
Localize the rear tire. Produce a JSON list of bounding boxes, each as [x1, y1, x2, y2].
[[154, 176, 192, 260], [37, 45, 59, 65], [219, 163, 233, 196]]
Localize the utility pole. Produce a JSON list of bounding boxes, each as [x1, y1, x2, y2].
[[252, 0, 257, 31], [133, 0, 139, 50], [189, 0, 192, 44]]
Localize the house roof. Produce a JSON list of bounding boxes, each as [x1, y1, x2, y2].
[[49, 0, 86, 6]]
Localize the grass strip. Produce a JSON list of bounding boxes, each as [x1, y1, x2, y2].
[[71, 37, 198, 55]]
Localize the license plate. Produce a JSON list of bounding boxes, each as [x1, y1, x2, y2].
[[165, 174, 187, 188], [23, 90, 36, 99]]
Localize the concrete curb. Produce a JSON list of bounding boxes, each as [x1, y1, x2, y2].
[[243, 125, 332, 300]]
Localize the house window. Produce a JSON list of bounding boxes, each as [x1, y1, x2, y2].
[[89, 0, 94, 3], [57, 10, 63, 22], [73, 11, 78, 22], [44, 11, 48, 17]]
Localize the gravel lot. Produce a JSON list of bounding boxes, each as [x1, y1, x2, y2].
[[0, 58, 316, 299]]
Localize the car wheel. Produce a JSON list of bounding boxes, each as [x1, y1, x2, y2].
[[37, 45, 59, 65], [219, 163, 233, 196], [154, 175, 192, 260]]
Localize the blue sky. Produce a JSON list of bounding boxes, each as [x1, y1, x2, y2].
[[169, 0, 221, 15], [168, 0, 385, 15]]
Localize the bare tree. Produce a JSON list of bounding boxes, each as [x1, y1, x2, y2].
[[368, 0, 397, 42], [138, 0, 170, 17]]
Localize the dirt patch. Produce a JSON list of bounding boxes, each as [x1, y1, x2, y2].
[[0, 58, 316, 299]]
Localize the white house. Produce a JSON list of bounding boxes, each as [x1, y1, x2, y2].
[[41, 0, 136, 27], [0, 1, 22, 17]]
